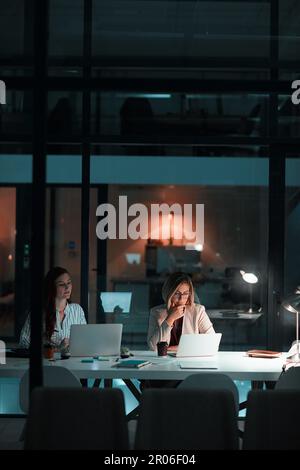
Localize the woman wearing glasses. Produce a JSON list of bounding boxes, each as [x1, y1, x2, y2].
[[147, 272, 214, 351], [19, 266, 86, 349]]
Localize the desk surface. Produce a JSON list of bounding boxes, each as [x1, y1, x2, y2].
[[0, 351, 286, 381]]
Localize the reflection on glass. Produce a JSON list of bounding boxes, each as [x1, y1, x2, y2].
[[45, 188, 81, 302], [47, 92, 82, 138], [0, 91, 33, 135], [278, 95, 300, 138], [89, 174, 268, 351], [100, 292, 132, 314], [284, 158, 300, 350], [0, 0, 33, 59], [0, 188, 16, 337], [92, 0, 270, 60], [49, 0, 83, 57], [279, 0, 300, 61], [91, 92, 268, 140]]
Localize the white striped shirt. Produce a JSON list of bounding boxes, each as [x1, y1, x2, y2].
[[19, 303, 87, 348]]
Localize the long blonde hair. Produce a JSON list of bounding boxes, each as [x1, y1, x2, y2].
[[162, 272, 195, 310]]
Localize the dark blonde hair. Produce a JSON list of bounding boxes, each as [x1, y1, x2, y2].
[[162, 272, 194, 310]]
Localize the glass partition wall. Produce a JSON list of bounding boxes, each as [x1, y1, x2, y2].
[[89, 152, 269, 350], [283, 157, 300, 351], [0, 0, 299, 400]]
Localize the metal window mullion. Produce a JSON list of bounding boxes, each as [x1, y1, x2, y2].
[[80, 0, 92, 318], [29, 0, 48, 392]]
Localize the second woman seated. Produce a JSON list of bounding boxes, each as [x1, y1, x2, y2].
[[19, 266, 86, 350]]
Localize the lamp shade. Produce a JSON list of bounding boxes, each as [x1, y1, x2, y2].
[[240, 270, 258, 284], [282, 287, 300, 314], [239, 270, 259, 313]]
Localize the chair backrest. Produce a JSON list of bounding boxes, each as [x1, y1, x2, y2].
[[19, 365, 81, 413], [243, 389, 300, 450], [178, 372, 239, 414], [275, 367, 300, 390], [135, 388, 238, 450], [24, 387, 129, 450]]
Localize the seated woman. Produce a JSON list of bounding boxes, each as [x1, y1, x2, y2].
[[142, 272, 215, 390], [19, 266, 86, 349], [148, 272, 215, 352]]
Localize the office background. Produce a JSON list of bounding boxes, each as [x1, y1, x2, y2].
[[0, 0, 300, 372]]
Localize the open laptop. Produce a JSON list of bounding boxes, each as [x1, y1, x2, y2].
[[175, 333, 222, 358], [69, 324, 123, 357], [100, 292, 132, 314]]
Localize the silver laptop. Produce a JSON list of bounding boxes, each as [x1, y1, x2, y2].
[[69, 324, 123, 357], [176, 333, 222, 358]]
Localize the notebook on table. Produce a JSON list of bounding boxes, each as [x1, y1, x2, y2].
[[175, 333, 222, 358], [69, 324, 123, 357], [114, 359, 151, 369], [247, 349, 281, 358]]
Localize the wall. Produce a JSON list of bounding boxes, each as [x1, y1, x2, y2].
[[106, 184, 268, 286]]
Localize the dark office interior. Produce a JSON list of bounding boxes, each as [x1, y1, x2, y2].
[[0, 0, 300, 451]]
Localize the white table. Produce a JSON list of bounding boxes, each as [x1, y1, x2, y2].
[[0, 351, 286, 382], [0, 351, 286, 419]]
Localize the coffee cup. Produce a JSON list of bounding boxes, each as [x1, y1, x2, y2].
[[43, 344, 55, 360], [157, 341, 168, 356]]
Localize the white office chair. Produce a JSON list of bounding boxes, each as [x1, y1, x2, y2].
[[135, 388, 238, 450], [275, 366, 300, 390], [25, 387, 129, 450], [178, 372, 239, 414], [19, 365, 81, 413], [243, 389, 300, 449]]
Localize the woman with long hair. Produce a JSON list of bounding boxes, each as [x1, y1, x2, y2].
[[19, 266, 86, 348], [147, 272, 214, 351]]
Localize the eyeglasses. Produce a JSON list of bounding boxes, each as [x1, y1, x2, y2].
[[173, 291, 190, 299], [56, 281, 72, 289]]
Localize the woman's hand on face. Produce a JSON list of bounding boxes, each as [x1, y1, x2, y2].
[[167, 304, 186, 325]]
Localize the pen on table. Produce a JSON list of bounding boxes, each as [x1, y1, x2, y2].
[[93, 356, 110, 361]]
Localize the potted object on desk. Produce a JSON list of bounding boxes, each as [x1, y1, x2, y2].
[[120, 346, 132, 359], [60, 338, 71, 359], [43, 342, 56, 361]]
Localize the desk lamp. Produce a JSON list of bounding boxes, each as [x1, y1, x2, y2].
[[240, 270, 258, 313], [282, 287, 300, 363]]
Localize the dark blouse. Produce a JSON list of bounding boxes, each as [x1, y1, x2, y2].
[[169, 316, 183, 346]]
